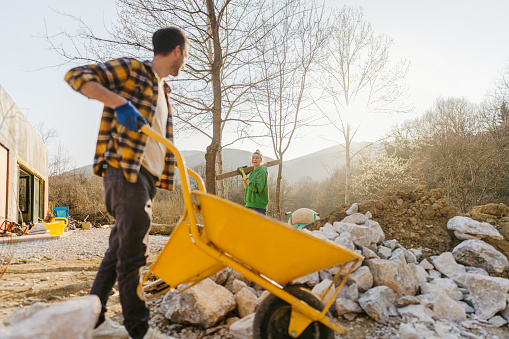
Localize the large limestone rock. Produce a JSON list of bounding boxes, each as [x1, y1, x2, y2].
[[337, 283, 359, 302], [229, 313, 255, 339], [311, 279, 335, 305], [346, 266, 373, 292], [397, 304, 434, 324], [358, 286, 396, 324], [428, 278, 463, 300], [452, 239, 509, 274], [165, 278, 236, 328], [447, 216, 503, 240], [367, 259, 419, 297], [235, 287, 258, 318], [431, 252, 466, 278], [333, 222, 378, 248], [464, 274, 509, 320], [431, 294, 466, 322], [290, 271, 320, 287], [0, 295, 100, 339], [335, 298, 362, 315]]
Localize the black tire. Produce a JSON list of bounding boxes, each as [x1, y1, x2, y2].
[[253, 286, 334, 339]]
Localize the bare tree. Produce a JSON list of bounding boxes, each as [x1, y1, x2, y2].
[[248, 0, 327, 219], [49, 142, 73, 177], [34, 121, 58, 145], [316, 6, 410, 204], [391, 97, 509, 212], [45, 0, 292, 194]]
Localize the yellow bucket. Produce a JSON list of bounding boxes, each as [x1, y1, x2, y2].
[[43, 217, 69, 235]]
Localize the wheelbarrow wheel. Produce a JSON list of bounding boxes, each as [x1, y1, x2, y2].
[[253, 286, 334, 339]]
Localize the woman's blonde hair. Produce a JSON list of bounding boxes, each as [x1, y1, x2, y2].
[[251, 149, 265, 164]]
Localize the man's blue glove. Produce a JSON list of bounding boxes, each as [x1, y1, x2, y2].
[[114, 101, 148, 132]]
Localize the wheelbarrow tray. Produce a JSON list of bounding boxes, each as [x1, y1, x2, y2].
[[151, 190, 362, 288]]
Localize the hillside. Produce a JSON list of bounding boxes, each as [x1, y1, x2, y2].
[[70, 141, 380, 183]]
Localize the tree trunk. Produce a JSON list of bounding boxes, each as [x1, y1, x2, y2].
[[275, 158, 283, 220], [205, 0, 223, 195], [344, 123, 351, 205], [216, 148, 225, 198]]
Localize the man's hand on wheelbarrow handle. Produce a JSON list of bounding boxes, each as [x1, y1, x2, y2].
[[237, 167, 248, 180], [114, 101, 148, 132]]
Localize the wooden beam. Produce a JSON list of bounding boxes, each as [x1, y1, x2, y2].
[[216, 159, 281, 181]]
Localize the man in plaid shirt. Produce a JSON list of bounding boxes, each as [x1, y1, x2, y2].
[[65, 27, 188, 339]]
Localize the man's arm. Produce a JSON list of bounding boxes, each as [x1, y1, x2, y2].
[[80, 81, 127, 109]]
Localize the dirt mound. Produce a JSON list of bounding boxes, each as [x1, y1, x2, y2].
[[310, 186, 461, 256]]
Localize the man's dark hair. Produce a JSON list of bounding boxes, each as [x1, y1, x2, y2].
[[152, 27, 187, 56]]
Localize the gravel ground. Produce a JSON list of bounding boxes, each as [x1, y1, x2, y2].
[[12, 228, 169, 262]]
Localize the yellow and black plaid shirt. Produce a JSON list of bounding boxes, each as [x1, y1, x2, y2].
[[65, 58, 175, 190]]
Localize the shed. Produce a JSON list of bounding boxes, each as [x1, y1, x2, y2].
[[0, 84, 48, 224]]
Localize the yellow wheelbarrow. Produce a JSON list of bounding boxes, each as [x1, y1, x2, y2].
[[138, 125, 364, 338]]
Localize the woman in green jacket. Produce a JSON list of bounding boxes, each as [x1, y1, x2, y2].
[[241, 150, 269, 215]]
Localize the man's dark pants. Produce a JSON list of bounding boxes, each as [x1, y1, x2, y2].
[[90, 166, 156, 339]]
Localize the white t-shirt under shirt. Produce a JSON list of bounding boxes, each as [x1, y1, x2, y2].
[[141, 76, 168, 179]]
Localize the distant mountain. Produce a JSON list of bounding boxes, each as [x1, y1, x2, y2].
[[70, 142, 381, 183]]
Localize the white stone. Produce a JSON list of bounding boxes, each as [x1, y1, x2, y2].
[[383, 240, 399, 250], [456, 300, 475, 313], [454, 230, 480, 240], [432, 252, 466, 278], [290, 271, 320, 287], [367, 258, 419, 297], [358, 286, 396, 324], [258, 290, 271, 303], [428, 270, 442, 280], [335, 297, 362, 315], [397, 245, 418, 264], [311, 279, 335, 305], [465, 266, 488, 276], [346, 203, 358, 215], [346, 266, 373, 292], [408, 264, 428, 285], [429, 278, 463, 300], [399, 323, 419, 339], [377, 246, 392, 259], [229, 313, 255, 339], [333, 232, 355, 251], [447, 216, 503, 240], [165, 278, 236, 328], [419, 259, 434, 270], [337, 283, 359, 302], [408, 248, 423, 261], [232, 279, 249, 294], [452, 239, 509, 274], [397, 304, 435, 324], [389, 248, 406, 263], [431, 294, 466, 322], [465, 274, 509, 320], [335, 222, 378, 248], [0, 296, 100, 339], [225, 270, 251, 293], [235, 287, 258, 318], [210, 267, 231, 286], [488, 315, 508, 327], [362, 246, 379, 259]]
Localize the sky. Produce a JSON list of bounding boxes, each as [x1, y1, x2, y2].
[[1, 0, 509, 168]]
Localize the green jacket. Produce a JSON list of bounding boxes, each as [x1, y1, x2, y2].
[[245, 166, 268, 209]]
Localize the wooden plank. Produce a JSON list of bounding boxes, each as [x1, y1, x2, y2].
[[216, 159, 281, 181]]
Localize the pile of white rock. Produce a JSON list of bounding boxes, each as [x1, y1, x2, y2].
[[2, 205, 508, 338], [152, 204, 509, 338]]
